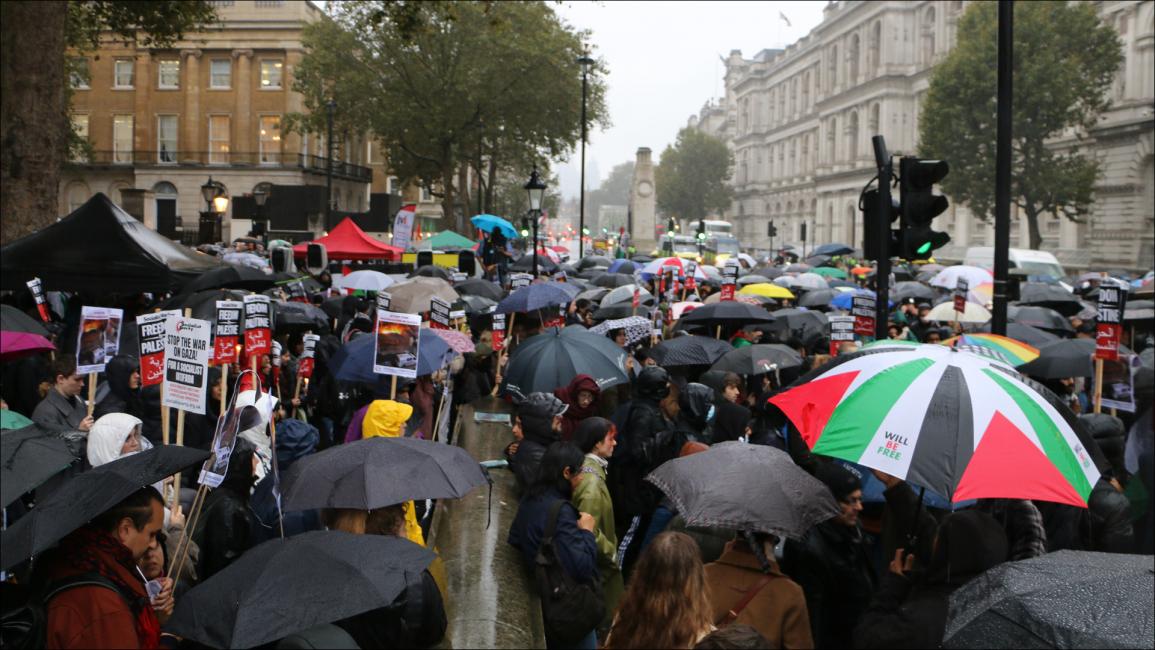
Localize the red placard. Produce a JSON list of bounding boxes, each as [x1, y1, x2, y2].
[[243, 295, 272, 357], [954, 278, 969, 314], [492, 313, 506, 352], [720, 283, 736, 301], [26, 278, 51, 322], [1094, 284, 1125, 361], [214, 300, 242, 365], [632, 288, 640, 309], [136, 310, 180, 387], [852, 293, 877, 337]]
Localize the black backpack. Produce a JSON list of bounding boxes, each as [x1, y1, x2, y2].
[[0, 572, 137, 650], [534, 500, 605, 645]]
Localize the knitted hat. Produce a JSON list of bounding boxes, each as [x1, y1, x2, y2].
[[815, 461, 862, 502]]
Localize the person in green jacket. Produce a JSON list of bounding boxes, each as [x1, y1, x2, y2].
[[571, 417, 624, 634]]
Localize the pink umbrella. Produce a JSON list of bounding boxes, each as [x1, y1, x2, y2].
[[427, 328, 475, 354], [0, 331, 55, 361]]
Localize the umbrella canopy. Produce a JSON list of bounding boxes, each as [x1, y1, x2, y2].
[[590, 272, 636, 288], [606, 259, 637, 274], [471, 214, 517, 239], [1018, 338, 1134, 379], [162, 288, 249, 323], [751, 265, 784, 280], [496, 281, 578, 314], [408, 265, 452, 281], [893, 281, 938, 303], [739, 283, 796, 300], [588, 316, 652, 346], [456, 294, 497, 315], [931, 266, 994, 291], [282, 437, 486, 511], [1124, 299, 1154, 321], [222, 252, 269, 271], [830, 289, 894, 312], [185, 265, 275, 293], [1, 445, 209, 570], [792, 273, 830, 291], [593, 303, 653, 321], [272, 301, 329, 333], [646, 442, 840, 540], [602, 283, 655, 307], [810, 266, 849, 279], [640, 257, 707, 279], [167, 530, 435, 649], [334, 270, 395, 293], [0, 305, 49, 336], [428, 328, 475, 354], [680, 302, 775, 327], [704, 293, 766, 307], [942, 334, 1040, 367], [418, 230, 477, 250], [0, 410, 33, 431], [1, 425, 79, 507], [1017, 283, 1082, 317], [710, 344, 804, 376], [769, 344, 1104, 507], [649, 335, 734, 367], [577, 255, 614, 270], [751, 308, 828, 344], [575, 287, 610, 304], [928, 301, 991, 323], [736, 274, 773, 286], [812, 243, 855, 256], [510, 253, 559, 273], [1008, 305, 1075, 334], [798, 288, 842, 309], [387, 277, 459, 314], [0, 331, 55, 361], [453, 278, 504, 301], [500, 327, 629, 396], [977, 322, 1060, 347], [803, 254, 833, 268], [943, 550, 1154, 650], [784, 263, 811, 273], [330, 328, 453, 383]]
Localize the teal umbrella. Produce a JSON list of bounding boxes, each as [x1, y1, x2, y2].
[[0, 410, 32, 430]]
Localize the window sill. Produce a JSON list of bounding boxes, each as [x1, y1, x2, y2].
[[157, 86, 180, 91], [112, 87, 135, 91], [71, 86, 91, 91], [259, 86, 283, 91], [208, 87, 232, 91]]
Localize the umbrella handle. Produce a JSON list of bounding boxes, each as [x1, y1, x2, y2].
[[905, 485, 926, 553]]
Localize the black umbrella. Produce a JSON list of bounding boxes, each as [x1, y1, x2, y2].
[[0, 304, 49, 336], [710, 344, 803, 376], [166, 530, 435, 649], [272, 301, 330, 333], [646, 442, 839, 540], [798, 288, 840, 310], [649, 335, 734, 367], [281, 437, 486, 511], [631, 254, 655, 263], [576, 255, 613, 270], [454, 278, 504, 301], [1018, 283, 1083, 317], [0, 445, 209, 571], [943, 550, 1154, 650], [593, 303, 653, 321], [751, 265, 784, 279], [510, 254, 559, 273], [812, 243, 855, 257], [1009, 305, 1076, 334], [163, 288, 249, 322], [893, 281, 937, 303], [408, 264, 452, 280], [748, 308, 828, 345], [1018, 338, 1135, 379], [785, 263, 811, 273], [575, 287, 610, 304], [736, 274, 774, 287], [679, 302, 775, 327], [977, 322, 1060, 347], [185, 265, 276, 293], [803, 254, 833, 268], [1, 425, 80, 508], [590, 272, 636, 288], [455, 294, 497, 315], [501, 327, 629, 396], [1123, 299, 1154, 321]]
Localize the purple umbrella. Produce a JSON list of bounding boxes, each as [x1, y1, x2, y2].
[[0, 331, 55, 361]]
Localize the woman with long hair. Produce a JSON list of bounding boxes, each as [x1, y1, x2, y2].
[[604, 531, 714, 649]]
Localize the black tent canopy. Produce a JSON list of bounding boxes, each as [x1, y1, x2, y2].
[[0, 193, 219, 292]]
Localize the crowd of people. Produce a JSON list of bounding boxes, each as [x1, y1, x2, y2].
[[1, 234, 1152, 649]]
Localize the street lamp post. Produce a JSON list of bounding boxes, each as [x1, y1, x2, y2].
[[524, 167, 547, 277], [577, 52, 594, 260], [326, 98, 336, 229], [199, 176, 228, 244], [253, 184, 270, 249]]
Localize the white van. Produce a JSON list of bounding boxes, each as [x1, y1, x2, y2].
[[964, 247, 1066, 280]]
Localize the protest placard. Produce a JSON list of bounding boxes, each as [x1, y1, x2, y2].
[[720, 264, 738, 301], [298, 334, 320, 379], [26, 278, 50, 322], [376, 291, 392, 312], [954, 278, 969, 314], [214, 300, 242, 364], [1098, 354, 1137, 412], [510, 273, 533, 290], [492, 313, 506, 352], [373, 310, 421, 378], [76, 306, 124, 374], [136, 310, 181, 387], [1095, 283, 1126, 361], [243, 294, 272, 358], [430, 297, 451, 329], [162, 316, 212, 415], [829, 315, 857, 356], [852, 293, 877, 337]]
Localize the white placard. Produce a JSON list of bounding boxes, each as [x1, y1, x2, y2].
[[161, 316, 212, 414]]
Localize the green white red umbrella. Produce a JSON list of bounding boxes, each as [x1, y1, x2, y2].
[[769, 344, 1104, 507]]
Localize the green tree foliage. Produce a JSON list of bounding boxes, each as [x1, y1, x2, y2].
[[585, 160, 634, 223], [918, 1, 1122, 250], [286, 0, 608, 232], [655, 128, 733, 223]]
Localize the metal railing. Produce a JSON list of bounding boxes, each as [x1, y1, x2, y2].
[[69, 150, 372, 183]]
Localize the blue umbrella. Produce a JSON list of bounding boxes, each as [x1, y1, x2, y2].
[[496, 281, 578, 314], [829, 289, 894, 311], [607, 258, 637, 274], [471, 214, 517, 239], [329, 328, 453, 383]]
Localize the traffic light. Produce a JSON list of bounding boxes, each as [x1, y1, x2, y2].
[[667, 217, 676, 234], [766, 221, 778, 238], [697, 219, 707, 241], [899, 157, 951, 261], [582, 226, 590, 236], [862, 188, 900, 260], [520, 218, 530, 238]]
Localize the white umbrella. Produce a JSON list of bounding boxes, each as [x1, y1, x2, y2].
[[927, 300, 991, 323], [334, 270, 394, 292], [641, 257, 708, 280], [793, 273, 830, 291], [736, 253, 757, 268], [603, 283, 655, 306], [930, 266, 994, 290]]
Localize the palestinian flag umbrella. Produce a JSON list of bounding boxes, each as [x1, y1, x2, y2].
[[769, 344, 1105, 507]]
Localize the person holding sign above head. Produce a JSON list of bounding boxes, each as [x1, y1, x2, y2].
[[32, 357, 94, 433]]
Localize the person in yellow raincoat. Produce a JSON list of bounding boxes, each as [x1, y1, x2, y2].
[[361, 399, 425, 546]]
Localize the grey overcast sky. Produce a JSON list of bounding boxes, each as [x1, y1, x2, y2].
[[552, 1, 828, 199]]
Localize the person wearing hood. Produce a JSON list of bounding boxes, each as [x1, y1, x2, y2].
[[508, 393, 568, 490], [250, 417, 323, 544], [360, 399, 427, 547], [93, 355, 144, 421], [673, 382, 716, 446], [854, 510, 1009, 649], [712, 401, 752, 444], [571, 417, 624, 632], [191, 436, 258, 581], [555, 374, 602, 441], [784, 462, 878, 649]]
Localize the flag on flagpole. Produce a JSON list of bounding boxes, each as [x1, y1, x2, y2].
[[779, 11, 792, 27]]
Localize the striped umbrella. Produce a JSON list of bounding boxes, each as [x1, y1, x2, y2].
[[943, 333, 1040, 366], [770, 344, 1103, 507]]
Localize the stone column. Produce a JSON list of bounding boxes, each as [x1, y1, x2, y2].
[[134, 52, 151, 160], [181, 49, 201, 164], [629, 147, 657, 253], [234, 49, 253, 163]]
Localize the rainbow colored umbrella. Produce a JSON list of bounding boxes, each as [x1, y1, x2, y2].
[[943, 333, 1039, 367], [770, 344, 1102, 507]]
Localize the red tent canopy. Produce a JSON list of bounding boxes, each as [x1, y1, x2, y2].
[[292, 217, 402, 261]]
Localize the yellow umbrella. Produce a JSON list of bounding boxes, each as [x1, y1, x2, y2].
[[739, 283, 795, 299]]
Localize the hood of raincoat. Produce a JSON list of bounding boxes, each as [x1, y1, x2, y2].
[[518, 392, 567, 446], [678, 383, 716, 429], [636, 366, 671, 401], [275, 418, 319, 469], [555, 374, 601, 417], [105, 355, 139, 401], [87, 412, 143, 467], [713, 401, 751, 443], [362, 400, 414, 439]]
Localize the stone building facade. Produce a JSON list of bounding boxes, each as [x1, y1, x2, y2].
[[689, 0, 1154, 271]]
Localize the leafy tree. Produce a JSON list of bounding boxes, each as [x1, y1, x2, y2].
[[0, 1, 217, 244], [919, 1, 1122, 250], [286, 1, 608, 233], [654, 128, 733, 224]]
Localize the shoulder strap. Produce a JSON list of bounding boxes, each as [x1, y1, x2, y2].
[[543, 498, 566, 542], [44, 572, 134, 608], [715, 574, 776, 627]]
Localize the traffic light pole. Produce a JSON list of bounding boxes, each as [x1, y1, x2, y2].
[[872, 136, 892, 341], [991, 0, 1013, 336]]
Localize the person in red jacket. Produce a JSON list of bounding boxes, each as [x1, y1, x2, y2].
[[44, 486, 168, 649]]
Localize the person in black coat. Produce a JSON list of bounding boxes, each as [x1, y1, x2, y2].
[[508, 392, 568, 490], [191, 437, 258, 581], [93, 354, 144, 421], [853, 510, 1009, 649], [671, 382, 715, 445], [784, 462, 878, 649]]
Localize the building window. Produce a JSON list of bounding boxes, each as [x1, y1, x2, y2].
[[210, 59, 231, 89], [255, 0, 284, 6], [386, 176, 400, 194], [157, 60, 180, 89], [114, 59, 134, 88], [112, 115, 133, 163], [260, 60, 283, 89], [157, 115, 178, 163], [70, 114, 89, 162], [419, 186, 433, 202], [259, 115, 281, 164], [209, 115, 230, 163], [69, 58, 90, 89]]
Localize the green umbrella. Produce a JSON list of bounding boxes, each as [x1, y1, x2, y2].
[[413, 230, 477, 250], [0, 410, 32, 430], [811, 267, 848, 279]]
